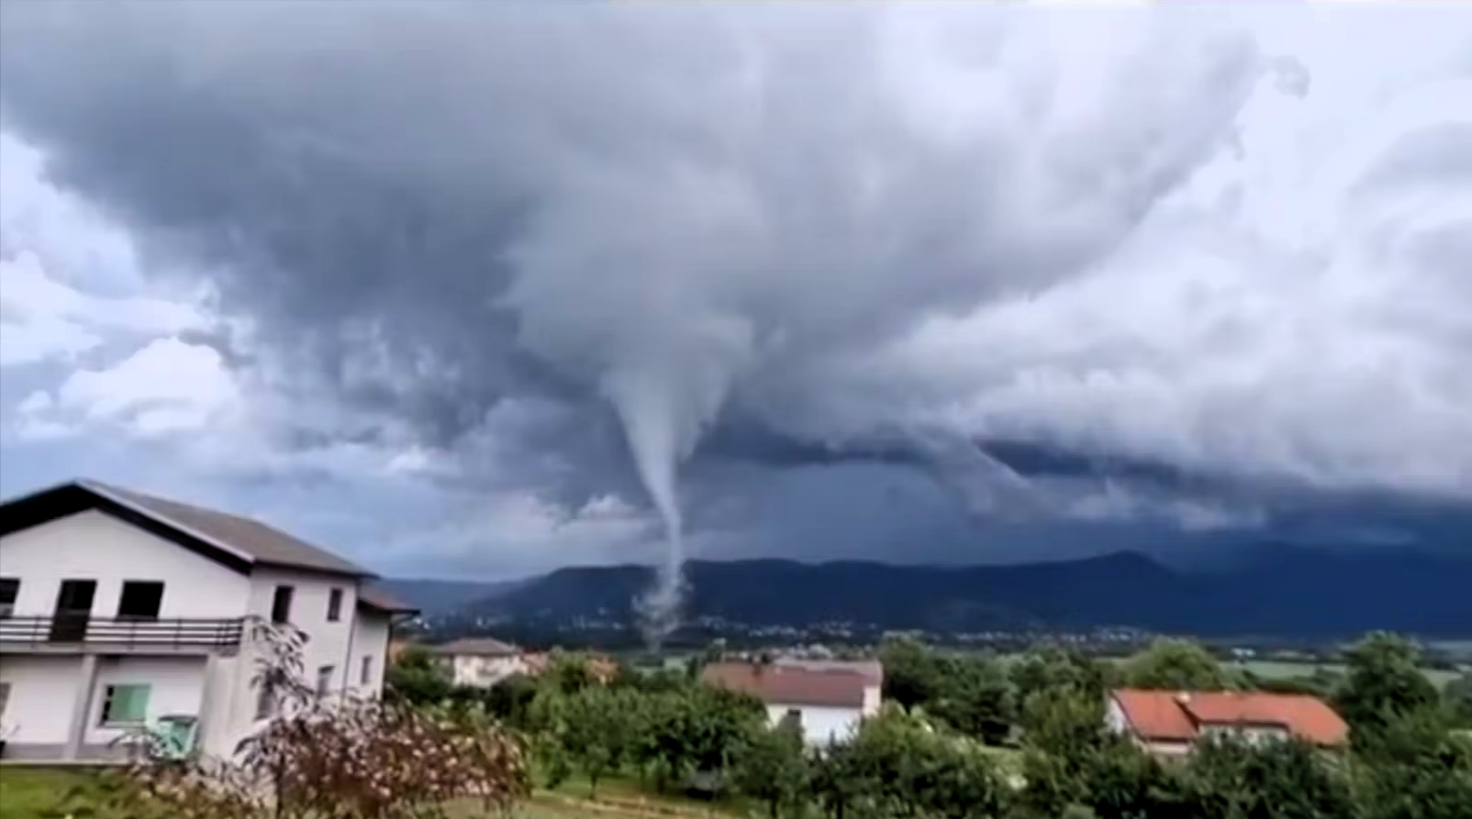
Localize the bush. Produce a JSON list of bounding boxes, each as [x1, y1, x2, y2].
[[106, 618, 530, 819]]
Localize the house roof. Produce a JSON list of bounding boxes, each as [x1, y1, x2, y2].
[[774, 658, 884, 687], [357, 584, 419, 616], [1111, 689, 1349, 747], [0, 479, 375, 579], [431, 637, 521, 657], [702, 662, 868, 709]]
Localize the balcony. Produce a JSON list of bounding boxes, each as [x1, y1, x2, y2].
[[0, 615, 245, 654]]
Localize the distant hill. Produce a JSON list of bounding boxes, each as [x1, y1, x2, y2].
[[451, 546, 1472, 638], [376, 578, 519, 615]]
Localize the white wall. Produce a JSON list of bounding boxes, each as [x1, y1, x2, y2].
[[85, 656, 206, 746], [451, 654, 525, 687], [0, 655, 81, 744], [245, 568, 358, 696], [861, 685, 881, 716], [767, 703, 863, 747], [0, 510, 251, 620], [352, 611, 390, 697], [1105, 697, 1131, 734]]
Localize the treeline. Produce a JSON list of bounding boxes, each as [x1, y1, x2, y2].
[[387, 632, 1472, 819]]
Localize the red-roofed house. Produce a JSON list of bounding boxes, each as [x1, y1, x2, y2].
[[1107, 688, 1350, 757], [702, 661, 881, 746]]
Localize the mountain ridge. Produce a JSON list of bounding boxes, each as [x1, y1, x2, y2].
[[435, 547, 1472, 638]]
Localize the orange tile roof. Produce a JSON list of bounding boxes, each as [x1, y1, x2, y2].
[[1111, 689, 1349, 747], [1112, 689, 1198, 742]]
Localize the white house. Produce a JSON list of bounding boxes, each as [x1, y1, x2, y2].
[[0, 479, 417, 763], [701, 661, 882, 747], [429, 637, 526, 687]]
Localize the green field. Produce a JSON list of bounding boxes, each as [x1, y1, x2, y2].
[[1231, 660, 1464, 689]]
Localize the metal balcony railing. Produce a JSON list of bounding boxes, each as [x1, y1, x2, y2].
[[0, 615, 245, 650]]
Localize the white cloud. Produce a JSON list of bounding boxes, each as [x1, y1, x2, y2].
[[0, 131, 210, 368], [18, 337, 240, 438]]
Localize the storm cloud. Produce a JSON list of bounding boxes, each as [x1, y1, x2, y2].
[[1, 1, 1469, 582]]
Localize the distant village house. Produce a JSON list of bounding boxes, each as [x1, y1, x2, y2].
[[427, 638, 616, 687], [701, 659, 882, 746], [1107, 688, 1349, 757]]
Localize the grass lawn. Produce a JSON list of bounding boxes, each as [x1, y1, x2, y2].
[[0, 767, 107, 819], [0, 766, 735, 819]]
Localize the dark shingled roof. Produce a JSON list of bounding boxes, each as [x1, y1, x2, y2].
[[430, 637, 521, 657], [0, 479, 375, 578], [358, 584, 419, 615]]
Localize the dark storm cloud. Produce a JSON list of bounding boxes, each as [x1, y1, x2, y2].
[[2, 1, 1467, 569]]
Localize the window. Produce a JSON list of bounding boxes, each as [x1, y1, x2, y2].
[[316, 665, 335, 698], [326, 588, 343, 622], [255, 685, 276, 721], [782, 708, 803, 729], [270, 586, 294, 624], [100, 684, 150, 726], [117, 581, 164, 620], [0, 578, 17, 618], [360, 655, 373, 686]]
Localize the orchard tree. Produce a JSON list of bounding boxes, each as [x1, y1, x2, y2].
[[549, 687, 637, 796], [733, 722, 810, 818], [1445, 671, 1472, 729], [1011, 645, 1109, 704], [929, 654, 1016, 745], [815, 706, 1010, 819], [879, 635, 944, 708], [1019, 686, 1106, 760], [1335, 631, 1440, 752], [1351, 707, 1472, 819], [385, 646, 453, 705], [1123, 638, 1231, 691], [1181, 736, 1355, 819]]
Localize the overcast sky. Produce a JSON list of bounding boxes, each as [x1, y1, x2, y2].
[[1, 2, 1468, 581]]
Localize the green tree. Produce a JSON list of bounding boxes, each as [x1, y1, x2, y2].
[[1442, 671, 1472, 729], [1351, 707, 1472, 819], [1011, 645, 1109, 705], [879, 635, 944, 708], [815, 707, 1009, 819], [929, 654, 1016, 745], [733, 722, 810, 818], [1122, 638, 1231, 691], [553, 687, 637, 796], [1181, 736, 1354, 819], [629, 686, 764, 793], [384, 646, 453, 705], [1334, 631, 1441, 753], [1019, 686, 1106, 760]]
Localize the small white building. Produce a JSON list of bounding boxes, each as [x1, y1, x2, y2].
[[702, 661, 882, 747], [0, 479, 416, 763], [429, 637, 526, 687]]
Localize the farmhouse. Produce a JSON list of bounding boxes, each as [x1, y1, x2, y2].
[[0, 479, 416, 762], [1106, 688, 1350, 757], [429, 637, 527, 687], [701, 661, 881, 746]]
